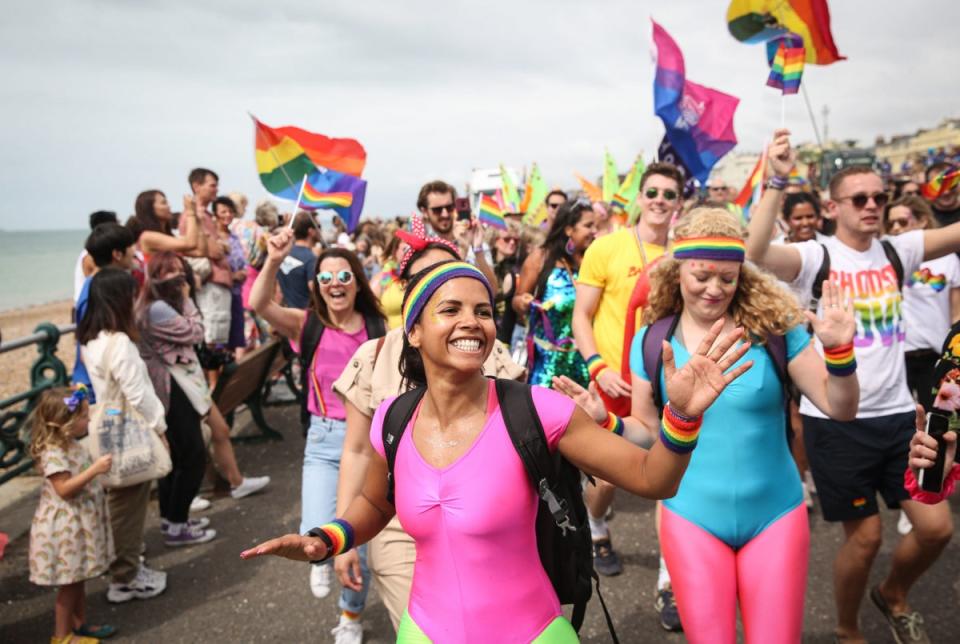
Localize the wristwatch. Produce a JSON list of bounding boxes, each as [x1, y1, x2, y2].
[[305, 527, 334, 564]]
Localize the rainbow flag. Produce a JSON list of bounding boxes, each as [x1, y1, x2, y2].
[[299, 169, 367, 233], [727, 0, 845, 65], [734, 152, 765, 219], [478, 194, 506, 230], [767, 36, 805, 94], [253, 116, 366, 179], [923, 168, 960, 200]]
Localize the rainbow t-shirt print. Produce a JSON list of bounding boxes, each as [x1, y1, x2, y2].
[[909, 267, 947, 292], [830, 266, 904, 348]]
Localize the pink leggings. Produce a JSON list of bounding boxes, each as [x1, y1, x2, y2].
[[661, 504, 809, 644]]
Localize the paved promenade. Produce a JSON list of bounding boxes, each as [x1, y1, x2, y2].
[[2, 403, 958, 642]]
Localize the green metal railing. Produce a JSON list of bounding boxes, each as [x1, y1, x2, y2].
[[0, 322, 73, 484]]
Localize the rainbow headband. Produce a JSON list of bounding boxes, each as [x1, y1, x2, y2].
[[672, 236, 746, 263], [402, 262, 494, 336]]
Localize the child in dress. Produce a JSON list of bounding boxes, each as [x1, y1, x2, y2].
[[29, 386, 117, 643]]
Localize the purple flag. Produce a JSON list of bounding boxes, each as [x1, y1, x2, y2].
[[652, 20, 739, 183]]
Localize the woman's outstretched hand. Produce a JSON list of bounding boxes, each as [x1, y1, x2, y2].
[[240, 534, 327, 562], [552, 376, 608, 424], [806, 280, 856, 349], [664, 319, 752, 418]]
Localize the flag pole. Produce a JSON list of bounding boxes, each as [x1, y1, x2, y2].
[[287, 175, 309, 229]]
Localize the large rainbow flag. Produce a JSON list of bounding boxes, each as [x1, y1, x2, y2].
[[727, 0, 844, 65]]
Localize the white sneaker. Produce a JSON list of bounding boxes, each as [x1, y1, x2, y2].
[[897, 510, 913, 536], [107, 565, 167, 603], [140, 564, 167, 585], [231, 476, 271, 499], [331, 615, 363, 644], [190, 496, 211, 512], [310, 563, 332, 598]]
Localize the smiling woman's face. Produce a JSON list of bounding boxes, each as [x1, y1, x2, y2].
[[316, 256, 357, 315], [678, 259, 740, 322], [408, 278, 495, 374]]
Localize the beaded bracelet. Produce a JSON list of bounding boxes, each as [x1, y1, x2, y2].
[[823, 341, 857, 377], [306, 518, 355, 563], [767, 175, 789, 191], [659, 403, 702, 455], [586, 354, 608, 381], [601, 411, 625, 436]]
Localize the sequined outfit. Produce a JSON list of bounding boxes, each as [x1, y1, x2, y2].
[[528, 267, 589, 388]]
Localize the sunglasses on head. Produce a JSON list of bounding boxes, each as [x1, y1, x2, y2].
[[838, 192, 889, 209], [499, 235, 519, 243], [901, 189, 920, 197], [644, 187, 679, 201], [427, 203, 456, 216], [316, 270, 354, 286]]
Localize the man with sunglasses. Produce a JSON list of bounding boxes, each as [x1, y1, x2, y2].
[[545, 189, 568, 227], [572, 162, 684, 631], [276, 212, 319, 310], [747, 129, 960, 644], [416, 180, 498, 288]]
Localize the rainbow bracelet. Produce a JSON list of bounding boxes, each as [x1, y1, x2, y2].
[[306, 519, 355, 562], [601, 411, 625, 436], [659, 404, 702, 455], [586, 354, 608, 381], [823, 342, 856, 377]]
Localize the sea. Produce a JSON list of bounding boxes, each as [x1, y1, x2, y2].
[[0, 229, 88, 311]]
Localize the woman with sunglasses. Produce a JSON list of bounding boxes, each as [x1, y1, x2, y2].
[[491, 222, 523, 345], [514, 200, 597, 388], [884, 195, 960, 411], [244, 257, 753, 643], [250, 229, 386, 637]]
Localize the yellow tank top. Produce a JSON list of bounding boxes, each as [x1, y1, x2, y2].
[[381, 279, 404, 330]]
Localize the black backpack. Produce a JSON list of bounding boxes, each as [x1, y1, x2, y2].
[[298, 311, 386, 434], [381, 378, 618, 641]]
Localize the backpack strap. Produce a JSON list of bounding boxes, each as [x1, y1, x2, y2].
[[764, 334, 788, 386], [382, 386, 427, 505], [811, 243, 831, 304], [880, 239, 905, 291], [299, 311, 325, 432], [364, 314, 387, 341], [641, 314, 681, 414]]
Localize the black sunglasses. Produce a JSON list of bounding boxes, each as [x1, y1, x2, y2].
[[316, 270, 354, 286], [838, 192, 889, 209], [547, 201, 565, 209], [644, 187, 678, 201], [427, 203, 456, 216]]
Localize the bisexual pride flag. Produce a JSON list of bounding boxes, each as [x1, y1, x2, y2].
[[652, 20, 739, 184]]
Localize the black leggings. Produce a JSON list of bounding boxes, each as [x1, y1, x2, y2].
[[158, 379, 206, 523], [905, 349, 939, 412]]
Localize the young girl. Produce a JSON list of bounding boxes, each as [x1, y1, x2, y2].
[[29, 386, 117, 643]]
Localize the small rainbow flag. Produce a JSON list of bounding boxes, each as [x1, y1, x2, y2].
[[923, 168, 960, 200], [767, 35, 805, 94], [299, 169, 367, 233], [734, 151, 766, 219], [478, 194, 506, 230], [610, 193, 628, 211]]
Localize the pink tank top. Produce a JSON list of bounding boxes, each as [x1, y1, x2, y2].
[[370, 382, 576, 643]]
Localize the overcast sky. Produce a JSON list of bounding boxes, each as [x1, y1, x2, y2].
[[1, 0, 956, 231]]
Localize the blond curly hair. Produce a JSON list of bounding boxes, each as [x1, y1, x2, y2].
[[643, 207, 803, 343], [28, 388, 85, 463]]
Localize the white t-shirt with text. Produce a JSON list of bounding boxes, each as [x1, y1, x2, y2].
[[790, 231, 924, 418], [902, 253, 960, 352]]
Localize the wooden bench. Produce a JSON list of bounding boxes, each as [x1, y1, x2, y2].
[[211, 339, 291, 442]]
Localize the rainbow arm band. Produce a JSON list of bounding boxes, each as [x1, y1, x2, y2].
[[823, 342, 857, 377], [659, 404, 702, 455], [601, 412, 625, 436], [586, 354, 609, 381], [306, 519, 355, 562]]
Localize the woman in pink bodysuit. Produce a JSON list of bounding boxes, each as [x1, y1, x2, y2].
[[243, 259, 753, 643]]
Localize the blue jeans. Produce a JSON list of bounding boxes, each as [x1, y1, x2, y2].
[[301, 415, 370, 614]]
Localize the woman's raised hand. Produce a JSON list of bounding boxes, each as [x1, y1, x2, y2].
[[240, 533, 327, 563], [266, 229, 295, 263], [664, 320, 753, 417], [767, 128, 796, 178], [805, 280, 856, 349]]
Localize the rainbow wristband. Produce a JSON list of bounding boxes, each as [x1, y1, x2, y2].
[[601, 411, 625, 436], [659, 404, 702, 455], [823, 342, 856, 377], [306, 519, 355, 562], [586, 354, 608, 381]]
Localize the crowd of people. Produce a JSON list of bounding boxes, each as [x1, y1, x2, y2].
[[24, 134, 960, 643]]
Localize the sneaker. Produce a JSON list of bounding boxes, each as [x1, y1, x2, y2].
[[190, 496, 212, 512], [160, 517, 211, 535], [897, 510, 913, 536], [870, 585, 930, 644], [106, 566, 167, 603], [140, 564, 167, 585], [331, 615, 363, 644], [231, 476, 271, 499], [310, 563, 332, 598], [654, 587, 683, 632], [592, 538, 623, 576], [164, 523, 217, 547]]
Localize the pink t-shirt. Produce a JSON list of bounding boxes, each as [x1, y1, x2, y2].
[[370, 382, 576, 643], [292, 322, 368, 420]]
